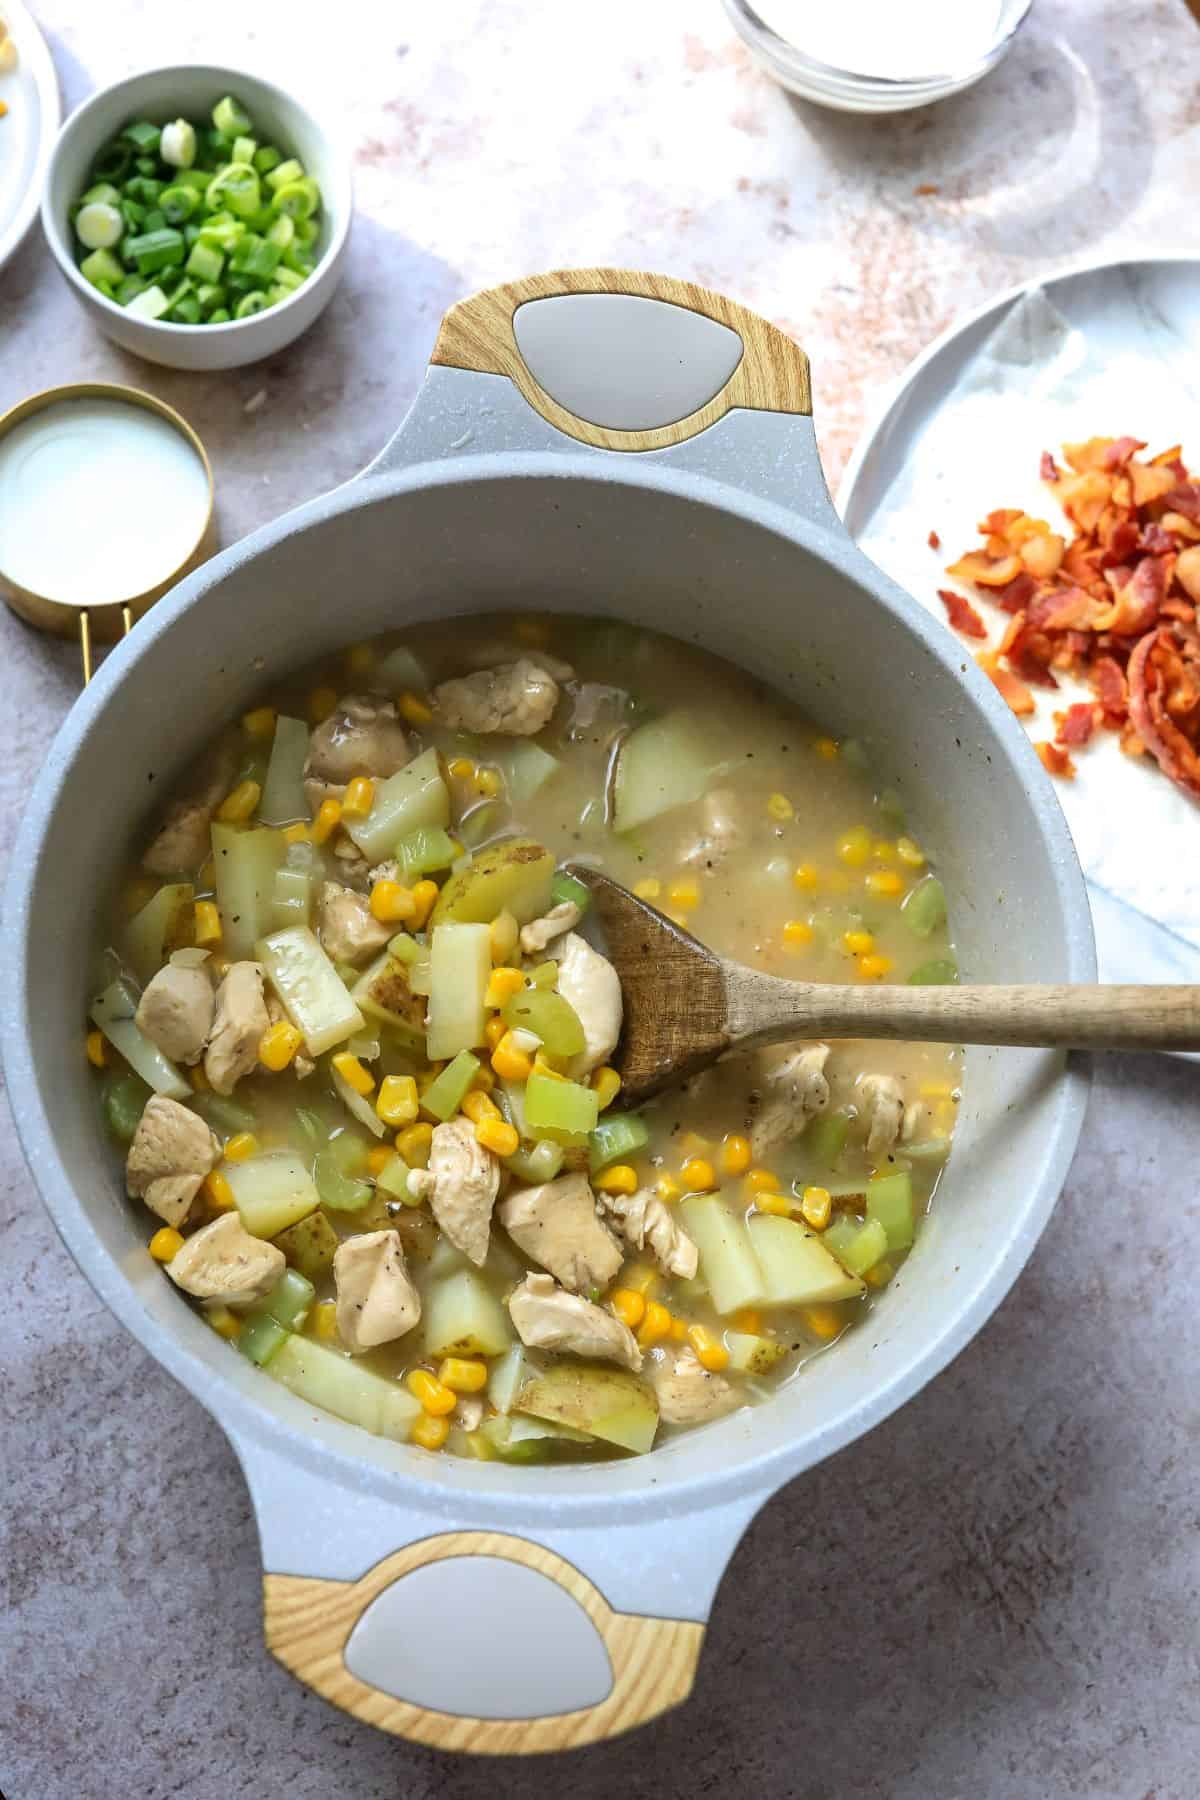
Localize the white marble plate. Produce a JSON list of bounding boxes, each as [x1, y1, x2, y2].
[[839, 256, 1200, 1047], [0, 0, 59, 275]]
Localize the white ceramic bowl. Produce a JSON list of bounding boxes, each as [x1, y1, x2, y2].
[[41, 64, 352, 371]]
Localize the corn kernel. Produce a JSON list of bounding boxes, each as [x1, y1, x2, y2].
[[872, 839, 898, 864], [474, 766, 503, 797], [438, 1357, 488, 1393], [332, 1053, 375, 1096], [345, 642, 375, 675], [485, 966, 525, 1008], [679, 1131, 712, 1158], [865, 869, 905, 898], [532, 1052, 567, 1080], [680, 1157, 716, 1193], [858, 953, 894, 980], [610, 1289, 646, 1329], [720, 1133, 752, 1177], [864, 1259, 894, 1289], [369, 878, 416, 923], [591, 1065, 621, 1111], [86, 1029, 107, 1069], [595, 1164, 639, 1196], [203, 1170, 235, 1212], [813, 736, 839, 760], [223, 1132, 259, 1162], [242, 705, 277, 739], [767, 792, 794, 822], [754, 1191, 792, 1216], [792, 862, 821, 892], [742, 1168, 776, 1196], [669, 1315, 688, 1342], [194, 900, 222, 945], [396, 1122, 433, 1167], [731, 1307, 762, 1334], [667, 877, 701, 909], [282, 822, 310, 845], [623, 1264, 658, 1298], [341, 776, 375, 819], [308, 686, 338, 723], [148, 1226, 184, 1262], [398, 691, 434, 727], [312, 1300, 338, 1341], [843, 929, 875, 955], [448, 757, 475, 780], [801, 1304, 845, 1342], [376, 1074, 419, 1128], [484, 1016, 508, 1053], [655, 1174, 682, 1203], [409, 879, 439, 929], [687, 1324, 730, 1372], [491, 1031, 534, 1082], [637, 1301, 672, 1347], [782, 918, 814, 950], [931, 1098, 957, 1137], [258, 1020, 302, 1071], [311, 798, 343, 844], [476, 1117, 519, 1157], [837, 826, 873, 867], [919, 1079, 955, 1099], [366, 1146, 393, 1178], [514, 616, 549, 645], [411, 1412, 451, 1451], [800, 1184, 832, 1230], [406, 1369, 458, 1415], [462, 1088, 500, 1125], [490, 910, 519, 963], [633, 878, 662, 901], [206, 1305, 242, 1339], [189, 1064, 210, 1092], [896, 835, 926, 868]]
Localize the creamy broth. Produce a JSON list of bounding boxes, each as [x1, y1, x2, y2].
[[92, 615, 960, 1463]]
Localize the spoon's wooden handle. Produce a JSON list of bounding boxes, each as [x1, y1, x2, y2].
[[726, 973, 1200, 1053]]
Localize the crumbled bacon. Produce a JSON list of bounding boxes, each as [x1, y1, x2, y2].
[[939, 437, 1200, 790], [928, 528, 941, 550]]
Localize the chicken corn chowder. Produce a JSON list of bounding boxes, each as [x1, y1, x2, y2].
[[90, 617, 961, 1463]]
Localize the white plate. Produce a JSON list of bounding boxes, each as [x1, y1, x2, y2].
[[0, 0, 59, 274], [840, 254, 1200, 1050]]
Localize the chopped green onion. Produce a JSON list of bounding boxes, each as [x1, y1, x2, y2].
[[79, 247, 125, 289], [231, 134, 258, 166], [125, 226, 185, 275], [75, 202, 124, 249], [160, 120, 197, 169], [235, 291, 272, 319], [206, 164, 261, 219], [81, 180, 123, 207], [907, 956, 958, 985], [271, 178, 318, 220], [421, 1051, 480, 1122], [588, 1113, 649, 1173], [213, 94, 253, 137], [549, 870, 590, 914], [254, 144, 283, 175], [265, 156, 305, 191], [159, 184, 199, 224], [901, 876, 947, 939], [123, 119, 162, 151]]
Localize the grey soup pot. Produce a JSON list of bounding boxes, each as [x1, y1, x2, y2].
[[3, 269, 1094, 1754]]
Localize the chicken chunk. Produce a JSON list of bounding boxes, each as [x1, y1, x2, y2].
[[134, 956, 214, 1065], [333, 1229, 421, 1351], [556, 932, 622, 1078], [433, 658, 560, 736], [126, 1095, 221, 1227], [749, 1044, 830, 1160], [859, 1073, 905, 1156], [464, 643, 575, 683], [142, 748, 234, 876], [507, 1273, 642, 1371], [595, 1187, 699, 1280], [498, 1172, 622, 1294], [166, 1212, 285, 1304], [405, 1119, 500, 1266], [317, 881, 392, 967], [303, 694, 409, 812], [682, 788, 744, 871], [519, 900, 582, 957], [204, 961, 271, 1095], [454, 1394, 485, 1432], [650, 1346, 741, 1426]]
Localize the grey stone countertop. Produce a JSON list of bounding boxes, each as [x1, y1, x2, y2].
[[3, 3, 1199, 1796]]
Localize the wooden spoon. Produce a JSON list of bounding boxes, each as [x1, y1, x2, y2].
[[565, 865, 1200, 1105]]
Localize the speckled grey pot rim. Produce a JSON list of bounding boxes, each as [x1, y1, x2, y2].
[[1, 443, 1095, 1530]]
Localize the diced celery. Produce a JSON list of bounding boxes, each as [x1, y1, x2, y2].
[[387, 932, 421, 965], [343, 748, 448, 861], [528, 961, 557, 989], [524, 1073, 599, 1145], [101, 1072, 152, 1141], [331, 1066, 388, 1139], [865, 1172, 915, 1251], [497, 1077, 530, 1139], [228, 1149, 320, 1238], [588, 1113, 650, 1173], [273, 1210, 339, 1280], [488, 1342, 536, 1414], [908, 957, 958, 985], [267, 1335, 422, 1441], [238, 1313, 289, 1367], [270, 866, 310, 931], [376, 1153, 417, 1203], [259, 715, 309, 825], [349, 951, 426, 1047], [804, 1109, 850, 1171], [258, 926, 364, 1055], [822, 1216, 889, 1277], [423, 1269, 513, 1357], [420, 1050, 480, 1122], [429, 837, 555, 927], [681, 1195, 766, 1315], [211, 822, 285, 959], [254, 1267, 315, 1329], [328, 1131, 371, 1176], [373, 645, 426, 692], [192, 1091, 256, 1136], [395, 825, 458, 883], [292, 1107, 328, 1152], [504, 1138, 565, 1184], [549, 870, 590, 914], [457, 799, 506, 850], [748, 1213, 867, 1304], [612, 710, 718, 832], [314, 1149, 374, 1212], [426, 923, 490, 1060], [501, 989, 584, 1058], [901, 875, 947, 939], [123, 882, 194, 984], [90, 981, 189, 1098], [517, 1364, 659, 1455]]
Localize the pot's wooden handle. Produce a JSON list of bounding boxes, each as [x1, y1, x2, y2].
[[430, 267, 811, 451], [263, 1530, 704, 1753]]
